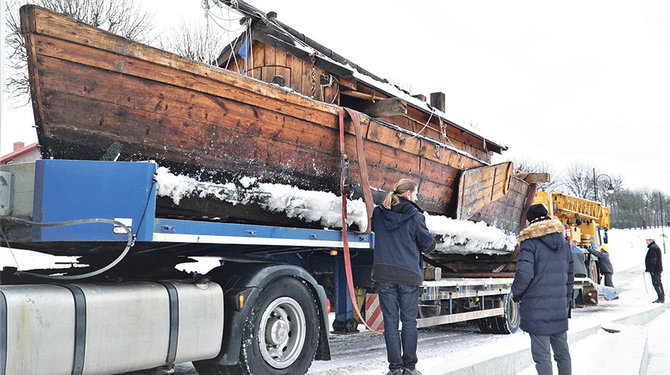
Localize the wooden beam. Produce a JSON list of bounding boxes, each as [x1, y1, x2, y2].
[[340, 90, 386, 101], [522, 173, 550, 184], [360, 97, 407, 118]]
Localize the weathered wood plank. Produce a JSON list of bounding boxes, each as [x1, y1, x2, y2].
[[252, 41, 265, 80], [417, 179, 454, 213], [340, 90, 386, 101], [287, 53, 302, 92], [419, 158, 460, 186], [31, 34, 340, 131], [522, 173, 550, 184], [42, 91, 342, 187], [362, 141, 421, 176], [366, 119, 421, 155], [22, 6, 341, 118], [36, 54, 340, 154], [469, 177, 530, 234], [360, 97, 407, 118], [457, 162, 515, 221]]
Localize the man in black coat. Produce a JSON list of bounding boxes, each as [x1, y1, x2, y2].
[[645, 238, 664, 303], [512, 204, 573, 375]]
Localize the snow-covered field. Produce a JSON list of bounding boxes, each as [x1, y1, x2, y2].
[[0, 227, 668, 375]]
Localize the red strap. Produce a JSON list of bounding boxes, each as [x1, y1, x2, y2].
[[342, 107, 374, 234], [338, 108, 382, 335]]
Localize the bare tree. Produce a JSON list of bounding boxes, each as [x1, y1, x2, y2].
[[160, 22, 229, 64], [512, 158, 563, 192], [563, 163, 595, 199], [4, 0, 155, 103]]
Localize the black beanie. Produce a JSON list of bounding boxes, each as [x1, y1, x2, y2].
[[526, 203, 549, 223]]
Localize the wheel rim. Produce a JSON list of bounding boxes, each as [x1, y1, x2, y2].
[[508, 297, 520, 328], [258, 296, 306, 369], [590, 263, 598, 283]]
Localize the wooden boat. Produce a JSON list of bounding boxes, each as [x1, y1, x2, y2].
[[19, 3, 542, 249]]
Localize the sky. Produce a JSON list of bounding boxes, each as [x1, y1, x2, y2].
[[2, 0, 670, 194]]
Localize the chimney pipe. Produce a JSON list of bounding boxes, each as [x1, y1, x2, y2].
[[430, 92, 445, 112]]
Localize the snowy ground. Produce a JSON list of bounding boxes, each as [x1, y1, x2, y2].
[[0, 227, 668, 374], [305, 227, 670, 375]]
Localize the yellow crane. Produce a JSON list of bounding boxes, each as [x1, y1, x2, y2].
[[534, 192, 616, 304], [535, 191, 610, 248]]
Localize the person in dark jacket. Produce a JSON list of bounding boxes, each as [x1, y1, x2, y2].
[[587, 245, 614, 287], [645, 238, 664, 303], [570, 240, 588, 278], [512, 203, 574, 375], [371, 178, 436, 375]]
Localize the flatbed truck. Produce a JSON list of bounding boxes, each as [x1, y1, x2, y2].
[[0, 159, 523, 375]]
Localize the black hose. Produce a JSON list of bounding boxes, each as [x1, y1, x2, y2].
[[1, 217, 133, 280]]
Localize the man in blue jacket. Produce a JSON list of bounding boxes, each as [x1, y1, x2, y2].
[[371, 179, 436, 375], [512, 203, 574, 375]]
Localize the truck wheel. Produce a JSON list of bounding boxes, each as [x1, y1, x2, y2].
[[477, 318, 494, 333], [195, 277, 319, 375], [588, 258, 600, 284], [494, 293, 520, 334]]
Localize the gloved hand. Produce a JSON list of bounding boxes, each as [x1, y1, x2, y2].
[[512, 294, 521, 302]]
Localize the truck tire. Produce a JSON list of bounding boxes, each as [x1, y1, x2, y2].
[[195, 277, 319, 375], [477, 294, 519, 334], [588, 258, 600, 284], [494, 293, 520, 334], [477, 318, 494, 333]]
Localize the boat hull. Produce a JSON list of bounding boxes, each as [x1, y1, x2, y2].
[[20, 5, 478, 217]]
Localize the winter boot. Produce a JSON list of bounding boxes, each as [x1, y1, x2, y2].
[[385, 369, 403, 375], [403, 369, 422, 375]]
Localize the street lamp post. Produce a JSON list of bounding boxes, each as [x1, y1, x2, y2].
[[592, 168, 614, 202], [661, 193, 667, 254]]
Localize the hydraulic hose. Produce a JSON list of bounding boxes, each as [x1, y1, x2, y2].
[[1, 217, 133, 280]]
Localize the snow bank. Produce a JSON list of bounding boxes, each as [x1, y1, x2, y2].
[[156, 167, 516, 253]]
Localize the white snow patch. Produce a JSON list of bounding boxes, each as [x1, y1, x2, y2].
[[155, 166, 369, 230], [155, 167, 517, 253], [425, 213, 517, 254]]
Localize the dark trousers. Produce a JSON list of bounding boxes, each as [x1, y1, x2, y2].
[[650, 272, 665, 301], [376, 282, 420, 371], [603, 272, 614, 287], [530, 332, 571, 375]]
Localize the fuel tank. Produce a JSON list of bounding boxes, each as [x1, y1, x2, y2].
[[0, 280, 223, 375]]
